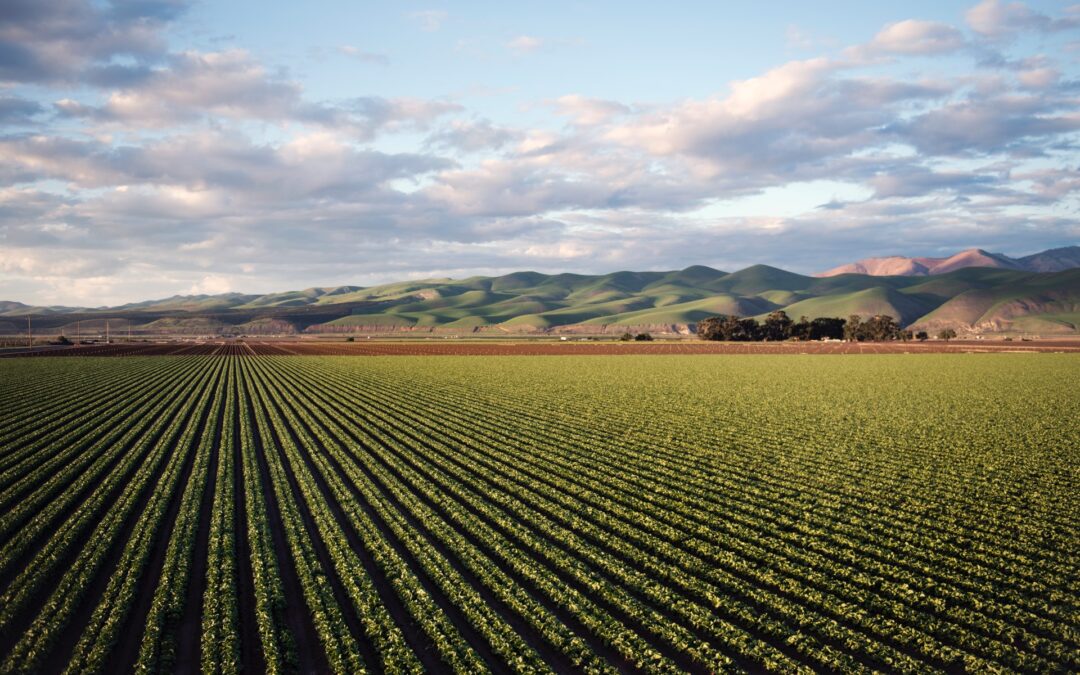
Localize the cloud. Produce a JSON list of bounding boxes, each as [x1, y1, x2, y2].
[[0, 0, 185, 84], [0, 129, 453, 199], [100, 50, 306, 125], [603, 57, 906, 181], [188, 274, 233, 295], [1013, 166, 1080, 201], [424, 119, 518, 152], [5, 3, 1080, 305], [895, 96, 1080, 155], [506, 35, 544, 54], [345, 96, 463, 137], [1016, 66, 1060, 88], [408, 10, 447, 32], [965, 0, 1080, 40], [50, 49, 460, 136], [51, 49, 334, 127], [0, 97, 44, 124], [867, 165, 1000, 198], [504, 35, 585, 56], [862, 20, 966, 56], [550, 95, 630, 126], [338, 46, 389, 65]]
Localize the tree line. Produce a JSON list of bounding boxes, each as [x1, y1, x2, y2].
[[697, 311, 954, 342]]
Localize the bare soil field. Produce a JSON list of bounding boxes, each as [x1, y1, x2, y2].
[[0, 342, 252, 358], [3, 339, 1078, 357]]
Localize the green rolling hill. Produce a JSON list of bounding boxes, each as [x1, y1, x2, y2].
[[3, 264, 1079, 336]]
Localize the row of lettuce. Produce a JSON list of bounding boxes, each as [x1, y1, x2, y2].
[[0, 355, 1075, 673]]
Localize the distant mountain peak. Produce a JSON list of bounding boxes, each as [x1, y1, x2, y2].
[[816, 245, 1076, 278]]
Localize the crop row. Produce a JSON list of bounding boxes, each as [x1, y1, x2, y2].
[[0, 354, 1074, 673]]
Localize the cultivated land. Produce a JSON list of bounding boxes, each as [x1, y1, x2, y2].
[[3, 337, 1080, 358], [0, 353, 1077, 673]]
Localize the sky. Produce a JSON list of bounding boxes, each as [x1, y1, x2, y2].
[[1, 1, 1079, 305]]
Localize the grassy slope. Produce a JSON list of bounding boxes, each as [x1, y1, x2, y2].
[[4, 265, 1078, 334], [772, 287, 935, 325], [910, 269, 1080, 330]]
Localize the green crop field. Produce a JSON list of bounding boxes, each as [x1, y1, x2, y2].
[[0, 354, 1077, 673]]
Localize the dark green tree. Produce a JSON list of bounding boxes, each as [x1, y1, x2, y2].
[[762, 310, 793, 341], [863, 315, 901, 341], [734, 317, 762, 341], [790, 316, 811, 341], [810, 317, 846, 340], [696, 317, 725, 341], [844, 315, 863, 341]]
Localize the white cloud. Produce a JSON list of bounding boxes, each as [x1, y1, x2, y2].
[[863, 20, 966, 56], [1017, 66, 1060, 88], [550, 95, 630, 126], [425, 119, 518, 152], [51, 49, 460, 137], [189, 274, 233, 294], [506, 35, 544, 54], [966, 0, 1080, 39]]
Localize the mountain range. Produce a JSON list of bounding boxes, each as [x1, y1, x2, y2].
[[2, 246, 1078, 336], [816, 245, 1080, 277]]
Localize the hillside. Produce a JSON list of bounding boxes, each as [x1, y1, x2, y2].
[[4, 262, 1079, 336], [817, 245, 1079, 277], [907, 269, 1080, 334]]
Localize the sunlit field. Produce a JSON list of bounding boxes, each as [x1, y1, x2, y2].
[[1, 354, 1076, 672]]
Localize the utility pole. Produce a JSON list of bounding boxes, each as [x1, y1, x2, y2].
[[106, 319, 110, 344], [27, 315, 31, 348], [76, 320, 80, 344]]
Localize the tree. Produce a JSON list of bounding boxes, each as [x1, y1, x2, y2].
[[844, 315, 863, 341], [915, 331, 928, 341], [762, 310, 793, 341], [696, 315, 760, 341], [696, 317, 724, 341], [698, 315, 737, 341], [619, 332, 634, 341], [634, 332, 653, 341], [790, 316, 811, 341], [734, 317, 762, 341], [863, 315, 901, 341], [938, 328, 957, 341], [810, 317, 846, 340]]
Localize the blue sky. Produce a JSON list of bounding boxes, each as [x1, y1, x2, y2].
[[1, 0, 1078, 304]]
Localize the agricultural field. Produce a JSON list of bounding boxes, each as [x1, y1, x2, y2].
[[4, 337, 1080, 358], [0, 353, 1077, 673]]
